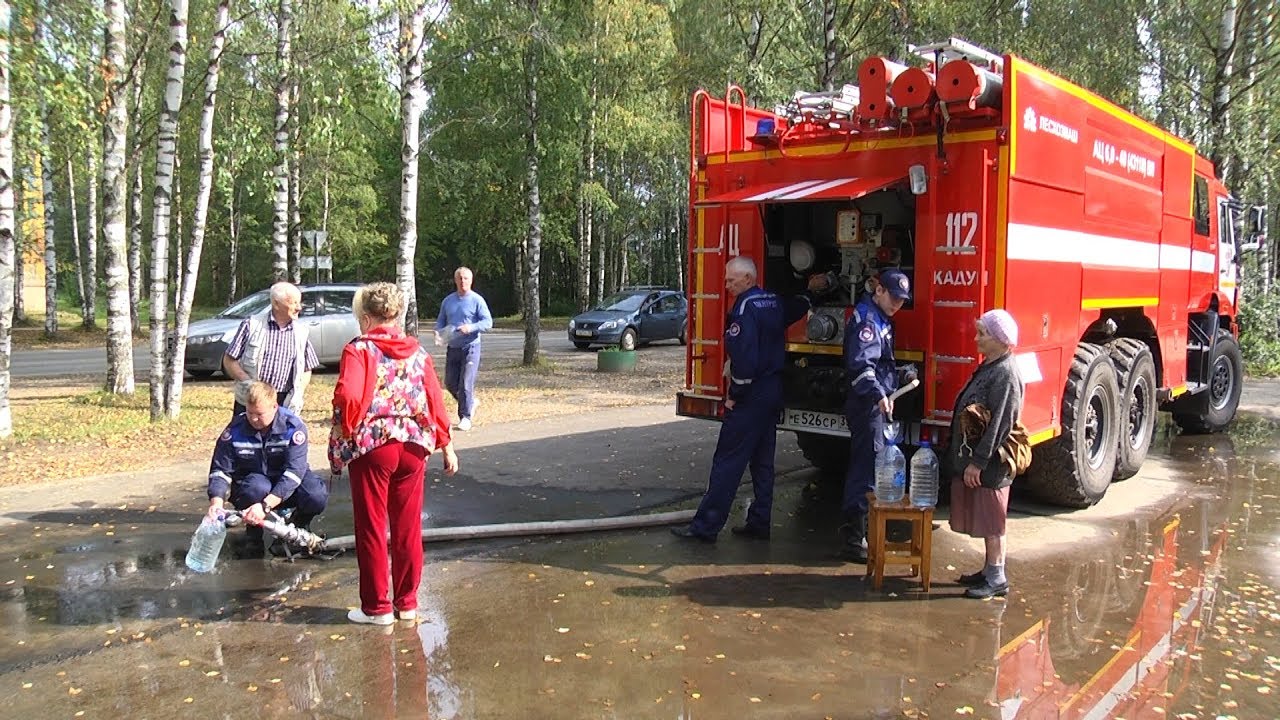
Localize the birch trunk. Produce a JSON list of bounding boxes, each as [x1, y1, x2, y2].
[[68, 159, 84, 305], [84, 143, 98, 328], [171, 151, 183, 316], [128, 61, 143, 333], [1211, 0, 1237, 182], [226, 175, 238, 304], [288, 79, 301, 285], [270, 0, 291, 281], [576, 26, 597, 312], [819, 0, 837, 90], [521, 0, 542, 366], [11, 230, 19, 323], [396, 2, 427, 335], [34, 0, 57, 336], [0, 0, 15, 436], [167, 0, 227, 419], [148, 0, 188, 419], [102, 0, 135, 394]]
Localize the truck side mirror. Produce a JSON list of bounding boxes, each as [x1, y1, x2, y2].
[[1241, 205, 1267, 252]]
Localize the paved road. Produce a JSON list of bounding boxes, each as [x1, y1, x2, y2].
[[8, 328, 576, 379]]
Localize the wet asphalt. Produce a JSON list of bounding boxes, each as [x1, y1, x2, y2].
[[0, 407, 1278, 718]]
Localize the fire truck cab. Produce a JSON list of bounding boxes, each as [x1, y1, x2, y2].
[[678, 39, 1266, 507]]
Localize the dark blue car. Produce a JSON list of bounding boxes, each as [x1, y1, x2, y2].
[[568, 288, 688, 351]]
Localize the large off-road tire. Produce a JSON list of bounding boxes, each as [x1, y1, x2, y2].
[[1108, 338, 1157, 481], [795, 432, 848, 474], [1024, 343, 1121, 508], [1173, 331, 1243, 434], [619, 328, 638, 352]]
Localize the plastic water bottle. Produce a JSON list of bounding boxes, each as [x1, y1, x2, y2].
[[909, 440, 940, 508], [185, 514, 228, 573], [874, 442, 907, 503]]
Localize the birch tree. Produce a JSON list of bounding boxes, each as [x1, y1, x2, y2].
[[167, 0, 227, 419], [521, 0, 542, 365], [101, 0, 134, 394], [271, 0, 291, 281], [84, 140, 98, 328], [127, 58, 145, 333], [148, 0, 187, 419], [288, 79, 300, 284], [35, 0, 57, 337], [0, 0, 14, 437], [396, 0, 427, 334], [67, 160, 84, 305]]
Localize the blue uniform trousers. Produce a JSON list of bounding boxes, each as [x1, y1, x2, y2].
[[230, 470, 329, 525], [843, 398, 885, 519], [445, 343, 482, 419], [689, 376, 782, 537]]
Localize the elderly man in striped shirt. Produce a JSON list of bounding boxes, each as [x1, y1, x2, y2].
[[223, 282, 320, 416]]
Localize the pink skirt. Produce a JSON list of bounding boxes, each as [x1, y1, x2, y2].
[[949, 480, 1010, 538]]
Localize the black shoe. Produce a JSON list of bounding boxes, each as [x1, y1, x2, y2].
[[964, 580, 1009, 599], [730, 525, 770, 540], [838, 540, 868, 564], [669, 526, 716, 543], [957, 571, 987, 586]]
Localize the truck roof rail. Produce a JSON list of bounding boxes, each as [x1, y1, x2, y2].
[[909, 37, 1002, 69]]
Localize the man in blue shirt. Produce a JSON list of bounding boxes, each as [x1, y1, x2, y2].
[[205, 381, 329, 557], [840, 268, 910, 562], [435, 267, 493, 431], [671, 257, 815, 542]]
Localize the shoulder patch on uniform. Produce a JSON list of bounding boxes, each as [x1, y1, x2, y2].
[[220, 428, 232, 442], [291, 430, 307, 446], [727, 322, 741, 337], [859, 325, 875, 343]]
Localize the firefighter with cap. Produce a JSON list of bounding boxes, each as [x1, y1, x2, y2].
[[672, 256, 816, 542], [206, 381, 329, 557], [840, 268, 911, 562]]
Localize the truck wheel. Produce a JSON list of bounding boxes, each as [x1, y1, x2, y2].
[[1173, 331, 1243, 434], [619, 328, 638, 352], [795, 432, 848, 474], [1108, 338, 1157, 481], [1024, 343, 1121, 507]]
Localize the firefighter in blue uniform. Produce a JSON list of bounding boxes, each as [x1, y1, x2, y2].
[[840, 268, 911, 562], [672, 256, 815, 542], [205, 381, 329, 556]]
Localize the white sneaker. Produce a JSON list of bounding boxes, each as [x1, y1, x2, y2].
[[456, 417, 472, 431], [396, 609, 417, 621], [348, 608, 394, 626]]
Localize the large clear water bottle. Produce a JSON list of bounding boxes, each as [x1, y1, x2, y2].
[[909, 440, 940, 508], [185, 514, 228, 573], [874, 442, 907, 503]]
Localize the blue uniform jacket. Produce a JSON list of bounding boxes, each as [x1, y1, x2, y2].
[[844, 297, 897, 402], [725, 286, 796, 403], [207, 407, 312, 502]]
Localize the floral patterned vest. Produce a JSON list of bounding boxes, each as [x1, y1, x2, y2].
[[329, 339, 436, 469]]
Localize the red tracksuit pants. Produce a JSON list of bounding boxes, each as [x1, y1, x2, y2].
[[348, 441, 428, 616]]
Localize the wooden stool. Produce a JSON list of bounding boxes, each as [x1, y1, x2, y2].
[[865, 494, 934, 592]]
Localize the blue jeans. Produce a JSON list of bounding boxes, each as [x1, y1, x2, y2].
[[445, 343, 482, 419]]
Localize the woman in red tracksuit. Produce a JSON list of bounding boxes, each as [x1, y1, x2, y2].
[[330, 282, 458, 626]]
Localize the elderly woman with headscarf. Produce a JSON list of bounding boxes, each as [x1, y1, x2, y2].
[[947, 309, 1024, 599]]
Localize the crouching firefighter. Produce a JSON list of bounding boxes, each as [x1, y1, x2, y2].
[[840, 268, 911, 562], [206, 381, 330, 558]]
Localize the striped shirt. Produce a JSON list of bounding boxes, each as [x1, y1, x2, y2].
[[226, 316, 319, 393]]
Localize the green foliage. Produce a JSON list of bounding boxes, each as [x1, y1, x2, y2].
[[1239, 282, 1280, 377]]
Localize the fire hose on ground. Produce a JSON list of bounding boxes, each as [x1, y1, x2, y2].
[[320, 509, 698, 552]]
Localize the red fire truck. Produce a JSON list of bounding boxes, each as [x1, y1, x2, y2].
[[677, 38, 1266, 507]]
